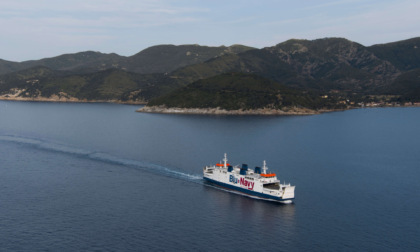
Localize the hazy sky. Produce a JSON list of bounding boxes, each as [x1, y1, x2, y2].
[[1, 0, 419, 61]]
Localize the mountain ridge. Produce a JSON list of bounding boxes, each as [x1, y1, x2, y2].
[[0, 44, 255, 75], [1, 37, 420, 110]]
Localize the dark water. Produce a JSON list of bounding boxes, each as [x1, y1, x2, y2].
[[0, 101, 419, 251]]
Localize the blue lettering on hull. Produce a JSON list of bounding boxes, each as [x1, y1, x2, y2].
[[229, 175, 238, 184]]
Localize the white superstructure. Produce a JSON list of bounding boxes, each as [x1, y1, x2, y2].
[[203, 154, 295, 203]]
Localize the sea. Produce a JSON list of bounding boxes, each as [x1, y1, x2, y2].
[[0, 100, 419, 251]]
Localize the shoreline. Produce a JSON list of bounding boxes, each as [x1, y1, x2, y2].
[[137, 103, 420, 115], [136, 105, 340, 115], [1, 97, 419, 115], [0, 96, 147, 105]]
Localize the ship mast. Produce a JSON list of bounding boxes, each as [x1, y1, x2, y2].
[[223, 153, 228, 168], [262, 160, 268, 174]]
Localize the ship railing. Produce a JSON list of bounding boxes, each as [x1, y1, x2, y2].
[[203, 166, 215, 173]]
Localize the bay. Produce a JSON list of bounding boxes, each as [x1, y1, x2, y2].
[[0, 101, 419, 251]]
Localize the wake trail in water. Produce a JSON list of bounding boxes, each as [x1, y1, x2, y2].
[[0, 134, 287, 203], [0, 134, 202, 183]]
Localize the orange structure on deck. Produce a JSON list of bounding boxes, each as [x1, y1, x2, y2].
[[260, 173, 276, 178]]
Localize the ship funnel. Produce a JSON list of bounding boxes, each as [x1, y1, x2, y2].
[[240, 164, 248, 175]]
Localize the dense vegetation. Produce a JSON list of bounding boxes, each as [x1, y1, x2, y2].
[[0, 38, 419, 109], [170, 38, 402, 93], [368, 37, 420, 71], [384, 68, 420, 101], [0, 66, 178, 102], [148, 73, 342, 110], [0, 44, 254, 75]]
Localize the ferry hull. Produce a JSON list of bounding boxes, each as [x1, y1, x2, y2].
[[203, 154, 295, 203], [204, 177, 294, 203]]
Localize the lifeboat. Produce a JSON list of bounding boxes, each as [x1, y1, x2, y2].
[[216, 163, 230, 167]]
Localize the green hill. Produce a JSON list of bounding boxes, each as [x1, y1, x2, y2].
[[121, 44, 254, 74], [148, 73, 340, 110], [383, 68, 420, 101], [0, 51, 125, 75], [2, 38, 420, 107], [0, 44, 253, 102], [368, 37, 420, 71], [0, 44, 254, 75], [170, 38, 402, 94], [0, 66, 60, 91], [0, 67, 175, 102]]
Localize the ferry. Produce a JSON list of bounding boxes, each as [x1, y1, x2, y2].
[[203, 154, 295, 203]]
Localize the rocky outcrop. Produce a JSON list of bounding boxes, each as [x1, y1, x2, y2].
[[266, 38, 401, 89]]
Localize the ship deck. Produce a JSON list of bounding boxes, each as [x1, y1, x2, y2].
[[263, 183, 280, 190]]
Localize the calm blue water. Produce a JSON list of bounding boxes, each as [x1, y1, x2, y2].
[[0, 101, 419, 251]]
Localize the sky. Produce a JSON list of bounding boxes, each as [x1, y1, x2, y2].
[[1, 0, 419, 62]]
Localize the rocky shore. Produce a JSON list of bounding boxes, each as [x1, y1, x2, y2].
[[0, 95, 146, 105], [136, 105, 335, 115], [2, 95, 418, 115]]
